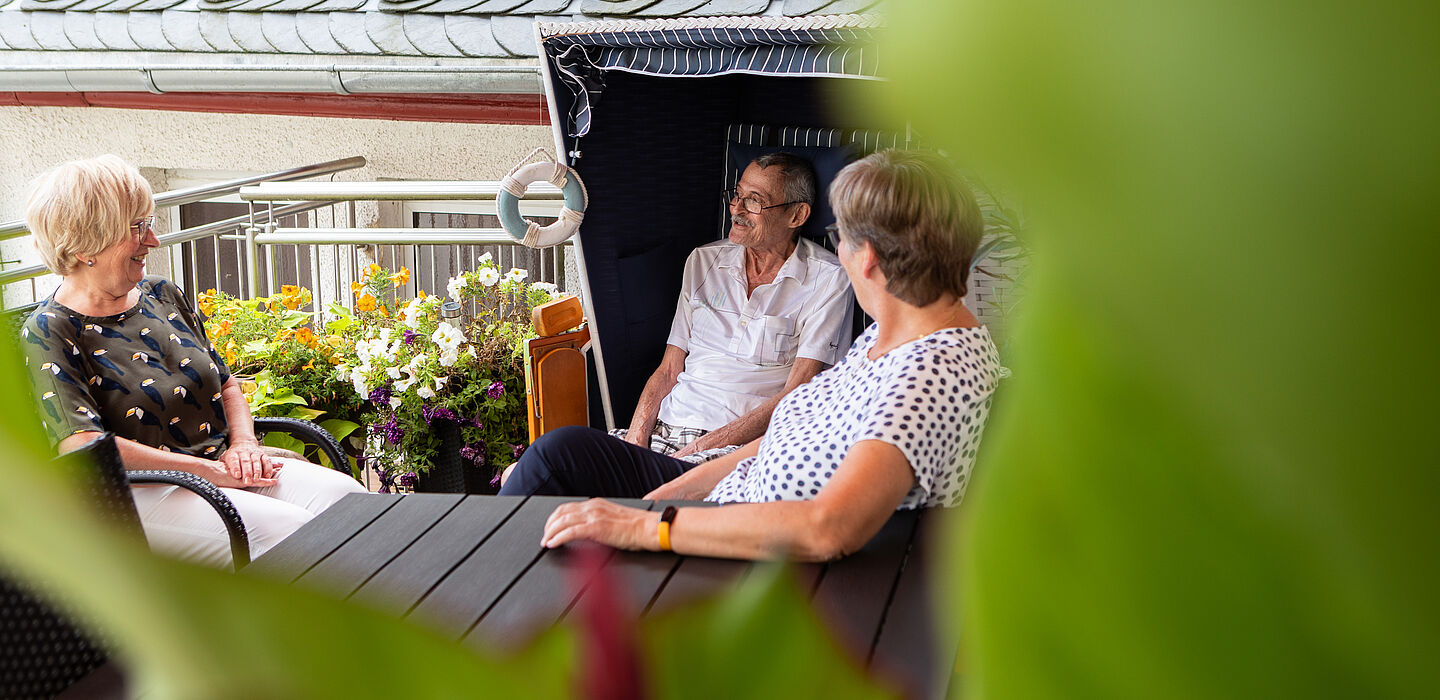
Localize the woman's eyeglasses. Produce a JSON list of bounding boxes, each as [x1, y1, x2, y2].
[[825, 223, 844, 250], [129, 216, 155, 241]]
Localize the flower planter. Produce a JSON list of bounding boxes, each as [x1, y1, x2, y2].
[[412, 419, 500, 495]]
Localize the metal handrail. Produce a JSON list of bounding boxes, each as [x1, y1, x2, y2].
[[0, 201, 329, 286], [0, 156, 366, 240], [255, 228, 534, 245], [240, 181, 563, 202]]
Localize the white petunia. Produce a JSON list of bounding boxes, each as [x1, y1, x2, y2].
[[446, 275, 468, 302], [386, 366, 401, 380], [394, 371, 417, 394], [504, 268, 528, 283], [431, 322, 465, 352], [477, 252, 493, 265], [532, 281, 559, 299], [351, 367, 370, 397], [477, 268, 501, 287], [389, 397, 402, 409], [433, 376, 448, 391], [416, 386, 435, 400], [400, 297, 426, 329], [439, 349, 459, 367]]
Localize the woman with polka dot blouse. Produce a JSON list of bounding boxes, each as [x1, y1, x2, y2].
[[523, 150, 1003, 561]]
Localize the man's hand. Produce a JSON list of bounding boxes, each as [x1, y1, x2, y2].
[[218, 442, 279, 488], [623, 428, 651, 449], [671, 431, 722, 459]]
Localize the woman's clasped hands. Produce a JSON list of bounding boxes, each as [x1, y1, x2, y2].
[[214, 442, 281, 488]]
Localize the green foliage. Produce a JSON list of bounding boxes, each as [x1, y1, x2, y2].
[[642, 564, 896, 699], [876, 0, 1440, 697]]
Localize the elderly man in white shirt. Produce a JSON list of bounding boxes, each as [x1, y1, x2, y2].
[[620, 152, 854, 459]]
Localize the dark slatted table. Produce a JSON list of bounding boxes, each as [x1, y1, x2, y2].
[[245, 493, 955, 698]]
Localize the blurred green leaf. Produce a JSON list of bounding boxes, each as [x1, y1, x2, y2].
[[319, 418, 361, 442], [879, 1, 1439, 697], [642, 563, 895, 699]]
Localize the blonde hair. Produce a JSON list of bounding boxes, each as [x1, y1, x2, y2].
[[24, 155, 155, 276], [830, 150, 983, 306]]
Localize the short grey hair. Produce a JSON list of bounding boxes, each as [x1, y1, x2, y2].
[[753, 152, 817, 207]]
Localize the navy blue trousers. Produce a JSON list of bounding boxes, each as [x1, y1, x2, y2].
[[497, 425, 695, 498]]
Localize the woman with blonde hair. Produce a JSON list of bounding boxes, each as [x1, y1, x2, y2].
[[20, 155, 364, 568], [510, 149, 1004, 560]]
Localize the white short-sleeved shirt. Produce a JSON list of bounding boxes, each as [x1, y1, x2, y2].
[[706, 323, 1003, 509], [659, 239, 854, 431]]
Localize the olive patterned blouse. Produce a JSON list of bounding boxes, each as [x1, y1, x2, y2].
[[22, 276, 233, 458]]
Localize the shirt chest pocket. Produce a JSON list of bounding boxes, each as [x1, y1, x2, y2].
[[736, 315, 798, 367]]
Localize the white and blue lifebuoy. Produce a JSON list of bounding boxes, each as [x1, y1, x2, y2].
[[498, 159, 588, 249]]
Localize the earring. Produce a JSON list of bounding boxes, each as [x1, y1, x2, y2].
[[86, 259, 95, 267]]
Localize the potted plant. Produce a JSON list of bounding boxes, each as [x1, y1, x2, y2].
[[332, 257, 562, 493]]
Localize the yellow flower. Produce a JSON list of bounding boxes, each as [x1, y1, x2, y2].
[[275, 328, 294, 342], [365, 264, 381, 280], [198, 288, 218, 317], [417, 289, 427, 299], [394, 267, 410, 287], [351, 281, 364, 296], [356, 293, 376, 312]]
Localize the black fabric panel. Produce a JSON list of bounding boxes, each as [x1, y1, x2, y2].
[[562, 71, 891, 426]]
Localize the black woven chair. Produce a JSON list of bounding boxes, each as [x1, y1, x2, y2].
[[0, 432, 252, 698]]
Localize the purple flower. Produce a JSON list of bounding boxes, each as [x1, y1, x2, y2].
[[402, 329, 420, 346], [375, 464, 395, 493], [459, 445, 477, 461], [486, 381, 505, 399], [511, 443, 526, 460], [398, 472, 417, 489], [381, 416, 405, 445], [433, 407, 457, 423], [490, 472, 502, 488], [368, 386, 392, 407]]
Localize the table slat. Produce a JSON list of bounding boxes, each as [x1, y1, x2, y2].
[[869, 509, 954, 700], [243, 493, 400, 581], [810, 509, 921, 665], [350, 495, 526, 613], [463, 498, 654, 649], [296, 493, 464, 597], [566, 499, 718, 621], [407, 495, 583, 640]]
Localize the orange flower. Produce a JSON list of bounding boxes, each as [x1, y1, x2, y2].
[[294, 327, 316, 346], [356, 293, 376, 312], [198, 288, 218, 317], [378, 304, 390, 317], [215, 320, 233, 336], [365, 264, 382, 280], [417, 289, 427, 299], [394, 267, 410, 287], [280, 285, 303, 310], [351, 281, 364, 296]]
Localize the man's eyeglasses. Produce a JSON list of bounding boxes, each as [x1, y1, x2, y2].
[[724, 188, 803, 215], [129, 216, 155, 241]]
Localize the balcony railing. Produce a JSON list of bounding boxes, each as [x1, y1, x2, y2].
[[0, 158, 574, 315]]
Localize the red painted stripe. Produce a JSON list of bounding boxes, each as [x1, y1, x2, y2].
[[0, 91, 549, 125]]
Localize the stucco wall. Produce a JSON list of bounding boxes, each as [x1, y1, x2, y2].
[[0, 105, 555, 304]]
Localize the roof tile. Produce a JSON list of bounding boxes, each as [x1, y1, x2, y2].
[[328, 11, 382, 53], [294, 10, 346, 52], [783, 0, 878, 15], [161, 9, 215, 51], [403, 13, 464, 56], [365, 11, 423, 55], [62, 9, 109, 49], [510, 0, 569, 13], [93, 11, 143, 49], [489, 12, 534, 55], [197, 8, 245, 50], [443, 13, 504, 57], [227, 10, 279, 51], [261, 10, 312, 52], [0, 12, 43, 50], [129, 10, 172, 49], [31, 10, 74, 49]]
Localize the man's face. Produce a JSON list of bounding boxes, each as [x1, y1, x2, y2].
[[728, 163, 798, 251]]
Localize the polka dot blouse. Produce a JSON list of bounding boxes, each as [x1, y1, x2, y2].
[[706, 322, 1003, 509]]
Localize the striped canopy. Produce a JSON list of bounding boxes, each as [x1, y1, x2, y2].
[[539, 15, 884, 138]]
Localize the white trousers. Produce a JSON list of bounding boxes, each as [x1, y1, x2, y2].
[[130, 457, 367, 569]]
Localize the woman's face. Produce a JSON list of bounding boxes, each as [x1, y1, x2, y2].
[[88, 215, 157, 288]]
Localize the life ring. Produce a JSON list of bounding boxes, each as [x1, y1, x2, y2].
[[498, 161, 588, 248]]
